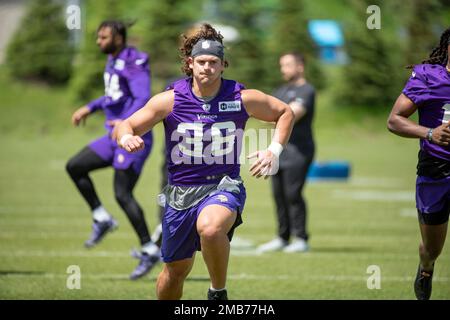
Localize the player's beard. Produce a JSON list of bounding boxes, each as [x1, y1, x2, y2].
[[283, 73, 297, 82], [100, 42, 117, 54]]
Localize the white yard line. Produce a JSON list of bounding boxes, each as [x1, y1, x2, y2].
[[333, 190, 414, 202], [348, 177, 407, 188], [399, 208, 417, 217], [1, 249, 449, 262]]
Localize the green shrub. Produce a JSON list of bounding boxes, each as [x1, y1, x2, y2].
[[5, 0, 73, 84]]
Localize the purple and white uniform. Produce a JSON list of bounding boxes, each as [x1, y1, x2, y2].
[[403, 64, 450, 215], [160, 78, 248, 262], [87, 46, 153, 174]]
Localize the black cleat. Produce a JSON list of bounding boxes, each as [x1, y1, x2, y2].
[[207, 289, 228, 300], [414, 264, 433, 300]]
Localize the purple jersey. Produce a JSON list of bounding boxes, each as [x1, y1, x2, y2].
[[164, 78, 249, 186], [87, 46, 151, 136], [402, 64, 450, 160]]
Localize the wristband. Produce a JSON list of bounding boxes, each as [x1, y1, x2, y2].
[[268, 141, 283, 158], [119, 134, 133, 147], [427, 128, 433, 142]]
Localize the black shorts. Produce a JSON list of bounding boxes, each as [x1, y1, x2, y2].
[[418, 203, 450, 225]]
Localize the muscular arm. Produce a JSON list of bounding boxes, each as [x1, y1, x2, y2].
[[242, 89, 294, 147], [115, 90, 174, 152], [242, 89, 294, 178], [387, 93, 450, 146], [387, 93, 426, 138], [289, 101, 306, 123]]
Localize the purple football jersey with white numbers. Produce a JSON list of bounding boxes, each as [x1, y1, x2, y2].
[[87, 47, 151, 136], [164, 78, 249, 186], [403, 64, 450, 160]]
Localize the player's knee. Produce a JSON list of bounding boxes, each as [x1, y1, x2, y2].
[[66, 158, 82, 177], [198, 224, 223, 242], [165, 264, 190, 282], [114, 189, 132, 206], [286, 192, 302, 206], [420, 244, 442, 260]]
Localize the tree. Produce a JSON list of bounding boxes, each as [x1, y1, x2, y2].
[[141, 0, 203, 92], [336, 0, 401, 108], [6, 0, 73, 84], [269, 0, 325, 90], [217, 0, 269, 90], [402, 0, 443, 66]]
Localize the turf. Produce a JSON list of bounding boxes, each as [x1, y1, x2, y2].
[[1, 122, 449, 300], [0, 71, 449, 300]]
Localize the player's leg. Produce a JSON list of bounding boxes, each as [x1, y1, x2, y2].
[[66, 144, 117, 247], [282, 153, 313, 253], [156, 257, 195, 300], [197, 204, 237, 296], [114, 168, 152, 245], [414, 206, 449, 300], [114, 168, 160, 279], [66, 146, 110, 211], [258, 170, 289, 252], [414, 176, 450, 300], [419, 221, 448, 270]]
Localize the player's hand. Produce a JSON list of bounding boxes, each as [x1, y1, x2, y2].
[[120, 135, 145, 153], [71, 106, 90, 127], [247, 150, 279, 179], [431, 123, 450, 146]]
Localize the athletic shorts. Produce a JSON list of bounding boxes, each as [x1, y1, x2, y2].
[[161, 185, 246, 263], [88, 132, 152, 174], [416, 175, 450, 225]]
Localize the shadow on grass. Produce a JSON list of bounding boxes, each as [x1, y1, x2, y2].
[[106, 275, 210, 283], [0, 270, 45, 276]]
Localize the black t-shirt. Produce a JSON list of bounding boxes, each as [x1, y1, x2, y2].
[[274, 82, 315, 167]]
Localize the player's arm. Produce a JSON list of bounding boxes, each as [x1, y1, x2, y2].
[[72, 95, 109, 127], [387, 93, 450, 146], [122, 57, 151, 119], [242, 89, 294, 178], [243, 89, 294, 147], [71, 105, 91, 127], [289, 101, 306, 123], [115, 90, 174, 153]]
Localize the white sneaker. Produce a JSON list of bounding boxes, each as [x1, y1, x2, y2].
[[257, 237, 288, 253], [283, 238, 309, 253]]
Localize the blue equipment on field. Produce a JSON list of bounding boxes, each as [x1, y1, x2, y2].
[[307, 161, 350, 181]]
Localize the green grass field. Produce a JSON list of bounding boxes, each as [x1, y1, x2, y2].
[[0, 71, 449, 300]]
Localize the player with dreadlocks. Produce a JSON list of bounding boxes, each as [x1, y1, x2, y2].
[[387, 27, 450, 300]]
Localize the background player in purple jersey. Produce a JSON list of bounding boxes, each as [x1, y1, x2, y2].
[[114, 23, 294, 300], [388, 27, 450, 300], [66, 21, 160, 280]]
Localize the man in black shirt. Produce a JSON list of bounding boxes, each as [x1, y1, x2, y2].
[[258, 52, 315, 253]]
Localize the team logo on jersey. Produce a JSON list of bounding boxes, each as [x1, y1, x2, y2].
[[202, 104, 211, 112], [218, 101, 241, 112], [114, 59, 125, 70], [216, 195, 228, 203], [294, 97, 304, 105], [117, 154, 125, 164], [202, 40, 210, 49], [135, 58, 146, 65], [287, 91, 297, 99]]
